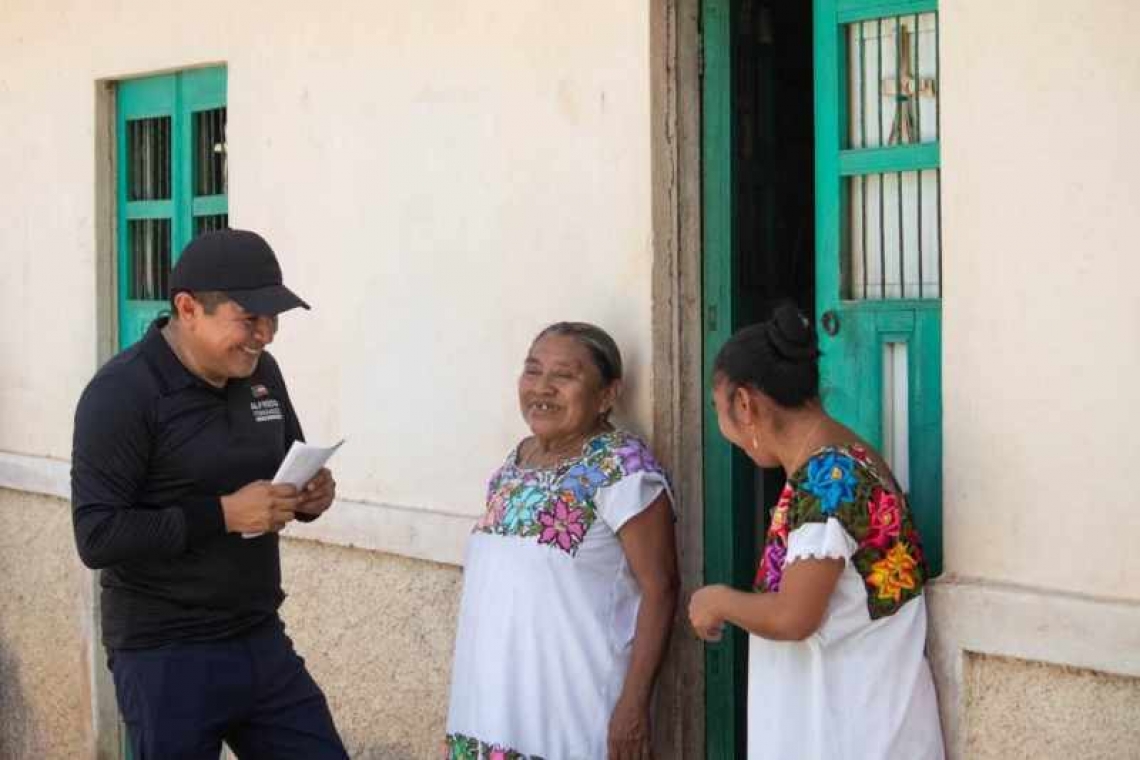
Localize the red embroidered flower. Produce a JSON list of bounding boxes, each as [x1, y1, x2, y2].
[[865, 487, 902, 550]]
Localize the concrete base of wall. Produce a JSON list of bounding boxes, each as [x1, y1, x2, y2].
[[964, 653, 1140, 759], [279, 538, 462, 760], [928, 576, 1140, 760], [0, 489, 90, 759]]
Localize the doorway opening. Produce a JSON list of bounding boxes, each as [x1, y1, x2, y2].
[[701, 0, 816, 757]]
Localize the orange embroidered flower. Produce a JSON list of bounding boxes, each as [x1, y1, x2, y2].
[[866, 542, 919, 603]]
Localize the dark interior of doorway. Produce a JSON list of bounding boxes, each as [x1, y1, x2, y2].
[[723, 0, 815, 753]]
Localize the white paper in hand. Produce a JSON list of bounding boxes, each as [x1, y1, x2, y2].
[[242, 439, 345, 538]]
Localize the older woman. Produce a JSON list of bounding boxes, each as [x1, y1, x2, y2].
[[689, 305, 944, 760], [445, 323, 679, 760]]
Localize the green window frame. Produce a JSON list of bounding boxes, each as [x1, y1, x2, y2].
[[116, 66, 228, 348]]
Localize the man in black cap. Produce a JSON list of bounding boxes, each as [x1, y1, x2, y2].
[[71, 229, 349, 759]]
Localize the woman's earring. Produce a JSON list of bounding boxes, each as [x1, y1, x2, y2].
[[751, 435, 760, 452]]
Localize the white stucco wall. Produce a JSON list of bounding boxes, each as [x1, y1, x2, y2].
[[941, 0, 1140, 599], [0, 0, 655, 530]]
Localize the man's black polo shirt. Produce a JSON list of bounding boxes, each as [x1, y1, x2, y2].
[[71, 318, 312, 650]]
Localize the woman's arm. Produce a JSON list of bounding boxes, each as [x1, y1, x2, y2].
[[608, 493, 679, 760], [689, 557, 843, 642]]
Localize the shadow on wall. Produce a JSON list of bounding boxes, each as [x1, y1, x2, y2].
[[0, 640, 35, 757]]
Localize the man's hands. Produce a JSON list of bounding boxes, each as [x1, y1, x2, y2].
[[221, 481, 299, 534], [221, 468, 337, 535], [296, 468, 336, 517]]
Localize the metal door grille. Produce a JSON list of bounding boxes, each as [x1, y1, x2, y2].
[[848, 168, 940, 299], [195, 214, 229, 235], [127, 117, 172, 201], [842, 11, 941, 301], [127, 218, 171, 300], [194, 108, 227, 196]]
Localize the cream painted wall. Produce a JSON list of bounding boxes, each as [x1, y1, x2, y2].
[[941, 0, 1140, 598], [0, 0, 655, 522]]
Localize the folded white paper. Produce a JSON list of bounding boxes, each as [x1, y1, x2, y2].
[[242, 439, 345, 539]]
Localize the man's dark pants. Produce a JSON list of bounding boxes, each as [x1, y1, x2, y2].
[[109, 618, 348, 760]]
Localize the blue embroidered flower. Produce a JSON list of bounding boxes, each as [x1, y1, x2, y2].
[[558, 463, 609, 502], [501, 486, 546, 533], [802, 451, 858, 514]]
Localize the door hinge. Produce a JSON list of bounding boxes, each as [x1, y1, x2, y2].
[[698, 36, 705, 78]]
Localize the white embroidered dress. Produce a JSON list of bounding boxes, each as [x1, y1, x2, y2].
[[748, 445, 944, 760], [445, 431, 670, 760]]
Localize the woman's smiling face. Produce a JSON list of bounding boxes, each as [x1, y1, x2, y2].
[[518, 333, 613, 443]]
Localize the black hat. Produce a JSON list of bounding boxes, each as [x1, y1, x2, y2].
[[170, 229, 311, 315]]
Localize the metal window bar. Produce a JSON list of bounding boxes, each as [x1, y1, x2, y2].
[[935, 12, 941, 141], [914, 13, 921, 141], [848, 13, 939, 149], [844, 13, 941, 301], [195, 108, 227, 197], [127, 117, 171, 201], [128, 218, 171, 301], [848, 169, 941, 301], [860, 22, 869, 297], [195, 214, 230, 236]]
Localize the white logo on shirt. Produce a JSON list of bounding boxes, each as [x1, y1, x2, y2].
[[250, 398, 283, 423]]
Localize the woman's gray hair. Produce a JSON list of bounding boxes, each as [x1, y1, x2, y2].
[[534, 322, 623, 386]]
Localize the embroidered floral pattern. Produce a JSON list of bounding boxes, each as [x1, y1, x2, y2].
[[536, 496, 587, 552], [801, 450, 859, 514], [865, 488, 902, 550], [866, 541, 920, 604], [754, 445, 927, 619], [473, 431, 665, 557], [443, 733, 544, 760], [754, 484, 793, 592]]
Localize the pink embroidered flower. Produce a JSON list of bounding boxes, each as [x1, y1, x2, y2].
[[489, 750, 508, 760], [865, 488, 902, 550], [475, 488, 508, 531], [756, 540, 787, 591], [537, 496, 587, 553]]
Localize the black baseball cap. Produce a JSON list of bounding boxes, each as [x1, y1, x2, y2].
[[170, 229, 311, 315]]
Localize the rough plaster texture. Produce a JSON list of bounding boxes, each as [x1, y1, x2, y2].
[[941, 0, 1140, 597], [278, 537, 463, 759], [964, 653, 1140, 760], [0, 489, 89, 759]]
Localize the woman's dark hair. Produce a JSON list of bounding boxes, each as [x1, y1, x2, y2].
[[534, 322, 623, 386], [713, 303, 820, 407]]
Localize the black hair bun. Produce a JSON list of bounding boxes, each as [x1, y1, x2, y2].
[[766, 304, 819, 363]]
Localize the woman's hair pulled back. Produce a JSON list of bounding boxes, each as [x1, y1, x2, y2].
[[713, 303, 820, 407]]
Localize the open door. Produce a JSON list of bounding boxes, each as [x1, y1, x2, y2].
[[813, 0, 943, 575], [702, 1, 816, 756]]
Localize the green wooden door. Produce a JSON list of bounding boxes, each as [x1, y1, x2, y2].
[[117, 67, 228, 348], [701, 1, 755, 757], [814, 0, 943, 574]]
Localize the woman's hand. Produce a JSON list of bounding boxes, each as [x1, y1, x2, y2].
[[689, 584, 729, 642], [607, 696, 652, 760]]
